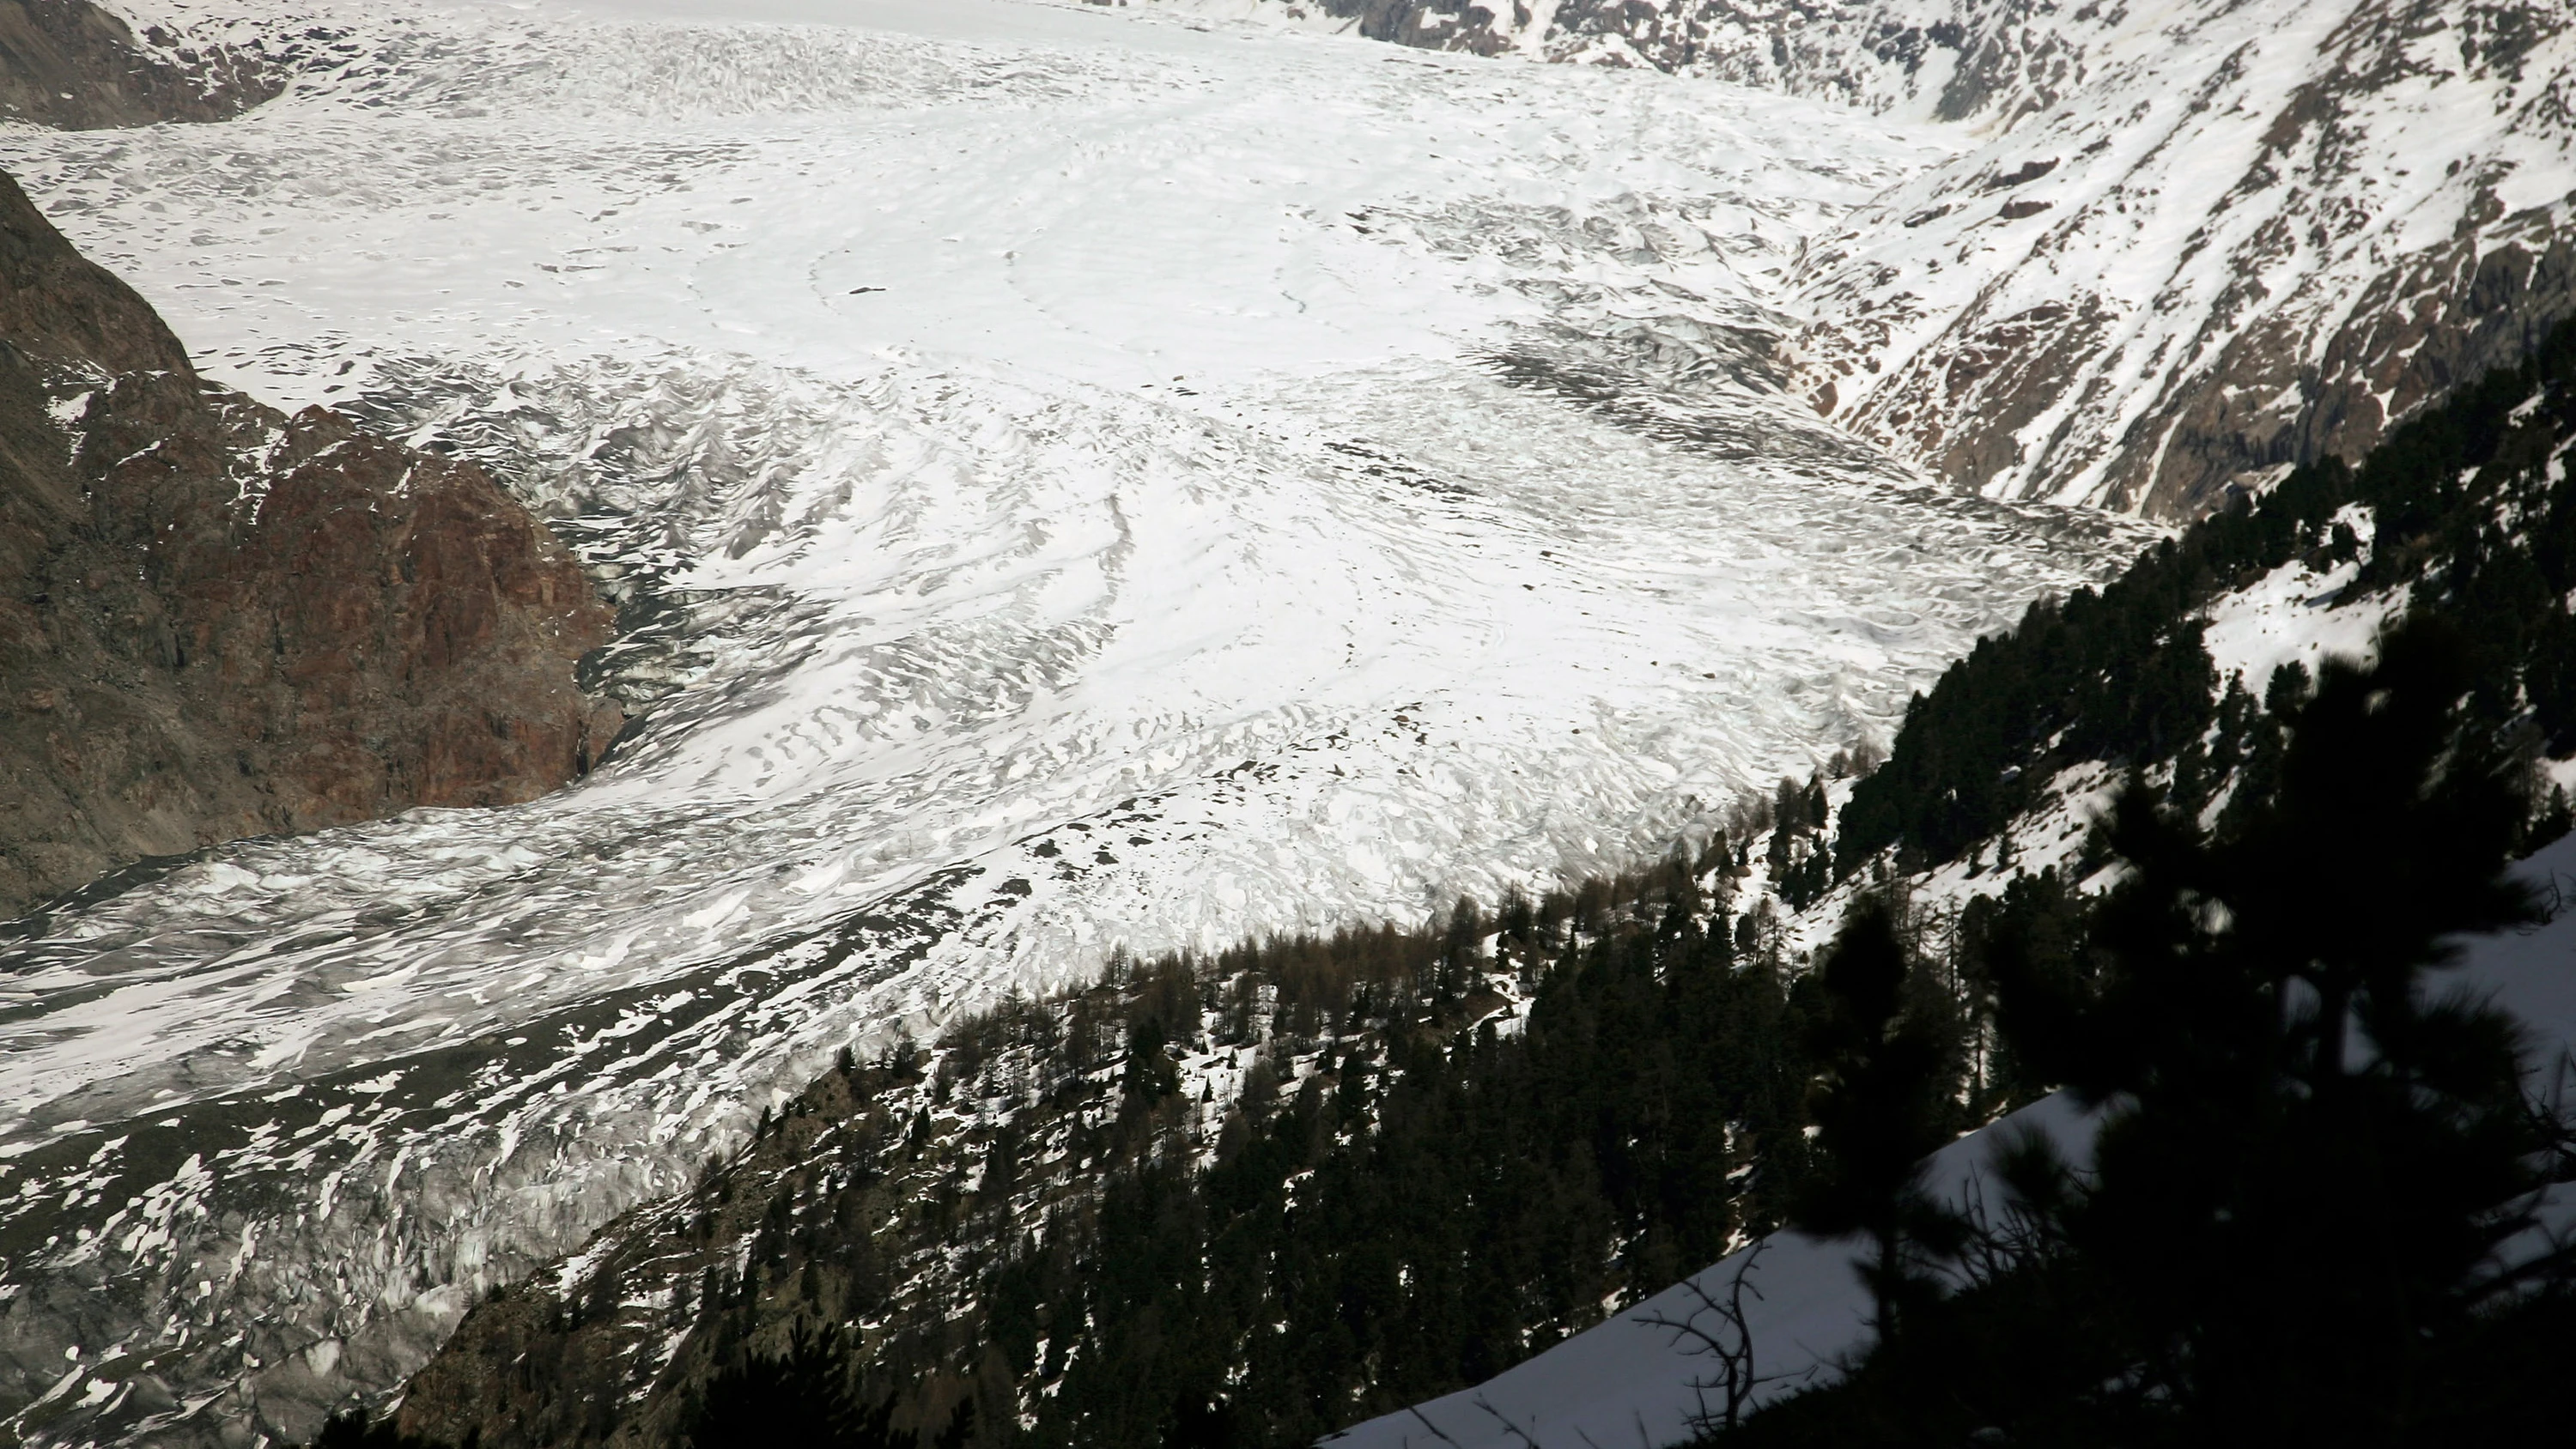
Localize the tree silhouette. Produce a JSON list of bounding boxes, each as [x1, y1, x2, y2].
[[680, 1320, 911, 1449], [1993, 616, 2552, 1446], [1790, 900, 1968, 1354]]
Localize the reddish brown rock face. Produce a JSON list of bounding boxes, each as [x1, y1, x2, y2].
[[0, 169, 618, 918]]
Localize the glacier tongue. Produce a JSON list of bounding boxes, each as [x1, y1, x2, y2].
[[0, 2, 2153, 1443]]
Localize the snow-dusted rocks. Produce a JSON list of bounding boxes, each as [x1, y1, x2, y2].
[[1787, 0, 2576, 517], [0, 0, 280, 130], [0, 167, 620, 919]]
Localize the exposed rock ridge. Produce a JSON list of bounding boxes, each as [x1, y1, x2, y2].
[[0, 0, 281, 129], [1239, 0, 2116, 125], [0, 167, 618, 919]]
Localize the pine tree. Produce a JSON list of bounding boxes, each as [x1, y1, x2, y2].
[[1122, 1016, 1180, 1105], [1993, 617, 2550, 1446], [681, 1320, 911, 1449], [1790, 900, 1968, 1354]]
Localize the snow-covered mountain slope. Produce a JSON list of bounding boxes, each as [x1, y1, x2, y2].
[[378, 324, 2576, 1440], [1789, 0, 2576, 518], [0, 3, 2156, 1443], [1135, 0, 2576, 519], [1329, 828, 2576, 1449]]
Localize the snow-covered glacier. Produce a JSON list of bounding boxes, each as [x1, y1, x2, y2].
[[0, 3, 2154, 1442]]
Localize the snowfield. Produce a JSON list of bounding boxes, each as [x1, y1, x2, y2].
[[0, 2, 2154, 1442]]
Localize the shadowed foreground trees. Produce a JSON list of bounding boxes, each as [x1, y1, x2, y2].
[[1789, 901, 1968, 1355], [1731, 619, 2576, 1447]]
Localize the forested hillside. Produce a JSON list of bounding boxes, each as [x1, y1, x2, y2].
[[372, 852, 1877, 1449], [1319, 312, 2576, 1449], [1711, 606, 2576, 1447], [1839, 314, 2576, 876]]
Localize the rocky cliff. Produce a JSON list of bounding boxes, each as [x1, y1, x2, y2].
[[0, 168, 618, 919], [1778, 0, 2576, 518], [0, 0, 278, 128]]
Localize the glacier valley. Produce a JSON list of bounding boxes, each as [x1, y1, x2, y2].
[[0, 2, 2162, 1442]]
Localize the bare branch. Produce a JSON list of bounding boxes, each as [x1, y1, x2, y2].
[[1627, 1240, 1783, 1434], [1406, 1406, 1466, 1449], [1472, 1396, 1544, 1449]]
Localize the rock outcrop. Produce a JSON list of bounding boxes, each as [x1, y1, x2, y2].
[[0, 168, 618, 918], [0, 0, 279, 129]]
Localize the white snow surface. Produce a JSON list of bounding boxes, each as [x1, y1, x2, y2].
[[1334, 831, 2576, 1449], [2202, 561, 2407, 694], [0, 2, 2158, 1442]]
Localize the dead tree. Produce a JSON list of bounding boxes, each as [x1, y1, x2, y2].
[[1632, 1240, 1789, 1435]]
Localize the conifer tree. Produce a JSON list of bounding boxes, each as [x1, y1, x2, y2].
[[681, 1321, 910, 1449], [1791, 900, 1968, 1353], [1992, 617, 2549, 1446], [1122, 1016, 1181, 1105]]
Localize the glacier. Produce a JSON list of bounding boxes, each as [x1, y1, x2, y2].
[[1138, 0, 2576, 517], [0, 2, 2156, 1443]]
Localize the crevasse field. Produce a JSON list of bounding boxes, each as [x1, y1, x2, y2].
[[0, 2, 2152, 1440]]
